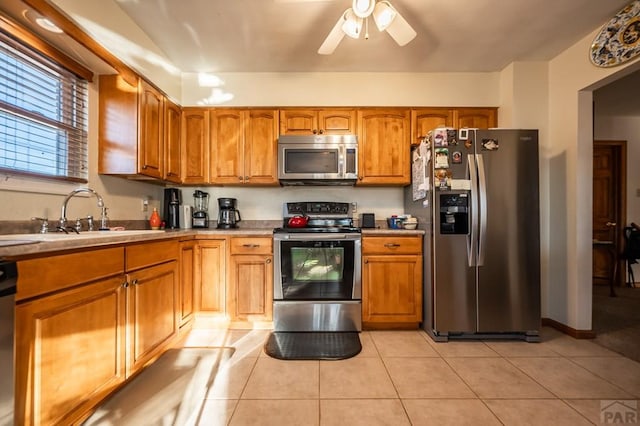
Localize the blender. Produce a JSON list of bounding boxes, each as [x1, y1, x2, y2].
[[192, 190, 210, 228]]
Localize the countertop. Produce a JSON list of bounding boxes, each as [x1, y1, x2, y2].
[[0, 227, 425, 259]]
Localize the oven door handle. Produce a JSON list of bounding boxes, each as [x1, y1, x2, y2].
[[277, 233, 360, 241]]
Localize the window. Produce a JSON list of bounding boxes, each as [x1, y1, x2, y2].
[[0, 31, 88, 182]]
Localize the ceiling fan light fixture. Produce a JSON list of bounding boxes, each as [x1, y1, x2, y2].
[[352, 0, 375, 18], [342, 9, 363, 39], [372, 1, 396, 31]]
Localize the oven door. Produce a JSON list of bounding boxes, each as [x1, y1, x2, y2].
[[274, 233, 361, 301]]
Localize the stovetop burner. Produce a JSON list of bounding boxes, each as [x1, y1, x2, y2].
[[276, 201, 360, 234]]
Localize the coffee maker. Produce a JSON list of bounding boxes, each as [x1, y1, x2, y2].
[[163, 188, 181, 229], [192, 190, 210, 228], [217, 198, 242, 229]]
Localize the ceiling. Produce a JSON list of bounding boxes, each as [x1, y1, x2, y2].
[[111, 0, 631, 73], [0, 0, 638, 115]]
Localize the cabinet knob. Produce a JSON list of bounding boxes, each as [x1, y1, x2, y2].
[[238, 176, 243, 181], [142, 165, 148, 170], [122, 281, 130, 288], [244, 176, 249, 181], [358, 176, 363, 180], [318, 129, 324, 134], [312, 129, 318, 134], [266, 258, 272, 264], [364, 259, 369, 264], [132, 279, 139, 286]]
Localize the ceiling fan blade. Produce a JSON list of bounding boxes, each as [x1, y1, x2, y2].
[[318, 10, 348, 55], [385, 10, 416, 46]]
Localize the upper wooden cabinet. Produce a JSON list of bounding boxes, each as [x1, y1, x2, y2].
[[280, 108, 356, 135], [411, 108, 454, 146], [164, 99, 182, 183], [454, 107, 497, 129], [210, 109, 279, 185], [99, 75, 166, 179], [411, 107, 498, 146], [357, 108, 411, 185], [182, 108, 210, 184]]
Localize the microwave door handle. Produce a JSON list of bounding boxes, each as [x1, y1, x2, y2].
[[338, 146, 344, 177]]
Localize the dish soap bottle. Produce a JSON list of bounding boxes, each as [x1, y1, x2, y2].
[[149, 207, 162, 230]]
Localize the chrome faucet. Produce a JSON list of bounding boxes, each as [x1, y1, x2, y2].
[[59, 188, 107, 232]]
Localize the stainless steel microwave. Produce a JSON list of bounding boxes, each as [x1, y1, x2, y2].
[[277, 134, 358, 185]]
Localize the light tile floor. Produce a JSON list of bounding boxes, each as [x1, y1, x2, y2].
[[84, 327, 640, 426]]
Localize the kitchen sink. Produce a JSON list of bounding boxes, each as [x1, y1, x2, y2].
[[0, 230, 166, 244]]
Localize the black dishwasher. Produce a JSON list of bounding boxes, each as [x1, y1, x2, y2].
[[0, 261, 17, 426]]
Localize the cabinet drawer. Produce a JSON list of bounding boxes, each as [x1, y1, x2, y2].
[[362, 236, 422, 255], [17, 247, 125, 301], [126, 239, 178, 271], [230, 237, 272, 255]]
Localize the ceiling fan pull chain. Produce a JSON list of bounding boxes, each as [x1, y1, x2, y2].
[[365, 17, 370, 40]]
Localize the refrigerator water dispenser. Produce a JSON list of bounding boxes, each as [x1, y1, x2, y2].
[[439, 193, 469, 234]]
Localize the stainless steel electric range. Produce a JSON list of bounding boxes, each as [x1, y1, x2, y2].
[[273, 202, 362, 332]]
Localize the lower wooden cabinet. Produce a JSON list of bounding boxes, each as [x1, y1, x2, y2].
[[179, 240, 196, 326], [228, 237, 273, 322], [195, 239, 226, 314], [362, 235, 423, 327], [126, 260, 178, 376], [15, 250, 127, 426], [15, 240, 179, 425]]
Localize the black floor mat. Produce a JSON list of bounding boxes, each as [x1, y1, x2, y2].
[[264, 332, 362, 360]]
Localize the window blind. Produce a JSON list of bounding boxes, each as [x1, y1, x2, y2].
[[0, 31, 88, 182]]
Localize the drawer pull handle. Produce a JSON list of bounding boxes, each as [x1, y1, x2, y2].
[[384, 243, 401, 248], [242, 244, 260, 248]]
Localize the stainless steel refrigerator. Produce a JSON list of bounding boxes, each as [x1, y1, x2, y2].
[[404, 128, 540, 342]]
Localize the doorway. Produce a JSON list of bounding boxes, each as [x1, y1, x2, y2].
[[592, 140, 626, 289]]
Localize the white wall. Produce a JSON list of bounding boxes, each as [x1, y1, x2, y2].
[[594, 115, 640, 281], [546, 28, 640, 330]]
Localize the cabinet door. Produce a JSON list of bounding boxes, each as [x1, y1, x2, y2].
[[454, 107, 497, 129], [357, 109, 410, 185], [362, 254, 422, 323], [196, 240, 226, 314], [228, 254, 273, 321], [318, 109, 356, 134], [179, 240, 196, 326], [210, 109, 244, 184], [279, 109, 318, 135], [244, 109, 279, 185], [138, 80, 164, 179], [182, 108, 210, 184], [411, 108, 454, 146], [15, 277, 126, 426], [127, 261, 178, 376], [164, 99, 182, 183]]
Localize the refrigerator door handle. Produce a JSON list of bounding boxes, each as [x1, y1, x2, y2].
[[467, 154, 478, 267], [477, 154, 488, 266]]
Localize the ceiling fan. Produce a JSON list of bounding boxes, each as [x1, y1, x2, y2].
[[318, 0, 416, 54]]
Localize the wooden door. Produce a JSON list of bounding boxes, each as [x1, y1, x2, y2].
[[279, 109, 318, 135], [196, 240, 227, 313], [318, 109, 356, 134], [127, 261, 178, 376], [357, 109, 410, 185], [454, 107, 497, 129], [593, 141, 626, 286], [164, 99, 182, 183], [244, 109, 279, 185], [15, 277, 126, 426], [138, 80, 164, 178], [411, 108, 454, 146], [181, 108, 210, 184], [211, 109, 244, 184]]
